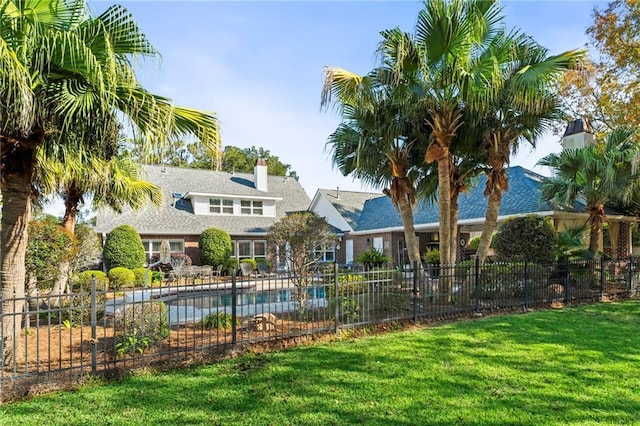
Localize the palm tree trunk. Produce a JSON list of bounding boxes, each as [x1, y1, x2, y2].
[[476, 188, 502, 265], [62, 188, 81, 232], [52, 187, 82, 300], [1, 146, 35, 367], [436, 153, 452, 301], [450, 187, 460, 266], [588, 206, 605, 255], [397, 191, 423, 270]]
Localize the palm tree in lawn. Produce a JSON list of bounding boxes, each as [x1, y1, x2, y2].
[[322, 57, 430, 270], [538, 127, 640, 255], [473, 34, 585, 264], [398, 0, 507, 268], [1, 1, 220, 366], [36, 133, 163, 298]]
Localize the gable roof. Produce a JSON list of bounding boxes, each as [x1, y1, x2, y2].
[[95, 165, 310, 235], [320, 166, 611, 233], [313, 189, 380, 231]]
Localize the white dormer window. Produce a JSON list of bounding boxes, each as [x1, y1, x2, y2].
[[210, 198, 233, 214], [241, 200, 263, 216]]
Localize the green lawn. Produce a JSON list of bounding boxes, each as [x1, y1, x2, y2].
[[2, 301, 640, 425]]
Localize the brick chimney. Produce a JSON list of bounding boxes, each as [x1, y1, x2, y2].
[[254, 158, 268, 192]]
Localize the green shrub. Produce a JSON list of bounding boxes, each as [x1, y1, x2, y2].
[[72, 270, 109, 292], [468, 236, 481, 250], [199, 228, 232, 268], [58, 292, 106, 325], [355, 248, 391, 269], [108, 267, 135, 289], [327, 274, 367, 297], [201, 311, 236, 330], [423, 248, 440, 264], [226, 258, 239, 274], [455, 259, 475, 278], [114, 301, 169, 357], [132, 267, 149, 286], [26, 220, 78, 289], [151, 271, 165, 284], [494, 215, 557, 263], [102, 225, 145, 270]]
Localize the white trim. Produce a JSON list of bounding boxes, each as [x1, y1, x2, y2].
[[347, 211, 557, 235], [184, 192, 282, 202]]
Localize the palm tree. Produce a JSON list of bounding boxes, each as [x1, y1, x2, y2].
[[36, 135, 163, 299], [1, 1, 219, 366], [322, 61, 430, 270], [538, 127, 640, 255], [473, 34, 584, 264]]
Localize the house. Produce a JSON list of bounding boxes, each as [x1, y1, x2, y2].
[[310, 165, 638, 266], [95, 160, 310, 264]]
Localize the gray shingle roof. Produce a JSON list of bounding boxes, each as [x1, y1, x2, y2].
[[95, 165, 310, 235], [316, 189, 380, 230], [340, 166, 598, 231]]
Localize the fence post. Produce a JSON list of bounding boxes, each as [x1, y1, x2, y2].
[[412, 261, 418, 324], [600, 256, 605, 300], [90, 275, 97, 376], [231, 269, 237, 351], [334, 263, 339, 335], [523, 259, 529, 310], [474, 257, 480, 312], [564, 259, 571, 305], [628, 256, 633, 294]]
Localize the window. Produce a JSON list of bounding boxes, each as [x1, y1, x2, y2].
[[238, 241, 251, 257], [240, 200, 263, 215], [210, 198, 233, 214], [142, 239, 184, 263], [231, 240, 268, 261], [314, 244, 335, 262]]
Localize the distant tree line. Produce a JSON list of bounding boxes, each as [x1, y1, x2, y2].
[[124, 139, 298, 179]]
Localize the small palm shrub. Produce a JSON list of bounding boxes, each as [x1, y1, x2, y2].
[[356, 248, 391, 270], [201, 312, 236, 330], [114, 301, 169, 357], [423, 248, 440, 264], [108, 267, 135, 289]]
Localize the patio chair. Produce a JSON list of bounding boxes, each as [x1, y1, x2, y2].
[[213, 264, 223, 282], [200, 265, 213, 281], [257, 262, 270, 277], [239, 261, 254, 278]]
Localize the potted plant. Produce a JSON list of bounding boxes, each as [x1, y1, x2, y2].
[[355, 248, 391, 270]]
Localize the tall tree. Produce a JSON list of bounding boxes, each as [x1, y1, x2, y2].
[[220, 145, 297, 178], [397, 0, 507, 267], [474, 34, 584, 264], [0, 0, 219, 366], [556, 1, 640, 133], [538, 127, 640, 255], [321, 28, 431, 270], [267, 211, 337, 315]]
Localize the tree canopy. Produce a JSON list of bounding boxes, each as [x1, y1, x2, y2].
[[125, 140, 298, 178], [557, 0, 640, 133]]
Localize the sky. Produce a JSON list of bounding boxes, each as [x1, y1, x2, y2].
[[54, 0, 602, 214]]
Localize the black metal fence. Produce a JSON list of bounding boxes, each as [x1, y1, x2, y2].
[[1, 257, 639, 402]]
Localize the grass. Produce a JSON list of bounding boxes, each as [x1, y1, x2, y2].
[[2, 301, 640, 425]]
